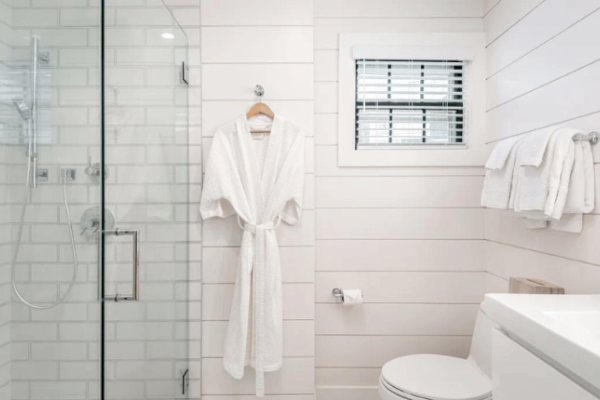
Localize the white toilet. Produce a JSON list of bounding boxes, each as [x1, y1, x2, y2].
[[379, 307, 497, 400]]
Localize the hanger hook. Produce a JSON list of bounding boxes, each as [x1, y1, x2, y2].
[[254, 84, 265, 101]]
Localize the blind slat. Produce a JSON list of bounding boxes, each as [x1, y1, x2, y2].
[[357, 129, 465, 133], [356, 105, 466, 110], [359, 60, 465, 67], [357, 83, 466, 89]]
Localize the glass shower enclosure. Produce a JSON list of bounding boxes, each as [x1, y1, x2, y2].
[[0, 1, 192, 399]]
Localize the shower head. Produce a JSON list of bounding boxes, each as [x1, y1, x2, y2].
[[13, 99, 32, 121]]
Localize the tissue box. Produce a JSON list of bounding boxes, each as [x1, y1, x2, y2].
[[509, 277, 565, 295]]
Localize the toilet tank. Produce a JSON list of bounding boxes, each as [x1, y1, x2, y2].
[[467, 308, 498, 379]]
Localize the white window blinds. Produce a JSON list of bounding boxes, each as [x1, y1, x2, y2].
[[355, 59, 468, 149]]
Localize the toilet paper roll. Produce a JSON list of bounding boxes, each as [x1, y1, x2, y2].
[[342, 289, 363, 306]]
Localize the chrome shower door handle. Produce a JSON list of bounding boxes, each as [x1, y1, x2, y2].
[[103, 228, 140, 302]]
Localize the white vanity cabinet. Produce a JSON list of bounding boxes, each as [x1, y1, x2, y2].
[[492, 328, 598, 400]]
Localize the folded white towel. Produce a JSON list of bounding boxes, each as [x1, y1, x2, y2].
[[557, 140, 595, 216], [508, 144, 523, 210], [514, 130, 560, 213], [543, 128, 582, 218], [519, 128, 555, 167], [485, 135, 524, 170], [548, 138, 578, 219], [521, 216, 548, 229], [481, 137, 524, 209], [548, 138, 594, 233], [482, 127, 595, 234], [550, 213, 583, 233], [583, 141, 595, 212]]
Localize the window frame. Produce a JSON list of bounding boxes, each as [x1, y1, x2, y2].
[[354, 59, 467, 149], [338, 32, 487, 167]]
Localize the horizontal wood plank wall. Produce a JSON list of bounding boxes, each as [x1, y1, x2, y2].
[[484, 0, 600, 294], [200, 1, 316, 399], [313, 1, 485, 399]]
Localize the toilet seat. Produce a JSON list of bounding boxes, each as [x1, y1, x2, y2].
[[380, 354, 492, 400], [380, 377, 492, 400]]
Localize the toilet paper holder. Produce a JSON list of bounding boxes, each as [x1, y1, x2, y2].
[[332, 288, 363, 301]]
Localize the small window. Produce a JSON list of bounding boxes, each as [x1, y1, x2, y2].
[[355, 59, 467, 149]]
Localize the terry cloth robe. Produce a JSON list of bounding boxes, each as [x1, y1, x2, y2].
[[200, 114, 304, 396]]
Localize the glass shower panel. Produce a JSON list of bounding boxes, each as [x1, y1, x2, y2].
[[1, 1, 103, 399], [102, 3, 190, 399]]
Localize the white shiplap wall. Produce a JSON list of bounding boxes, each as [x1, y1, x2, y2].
[[484, 0, 600, 294], [313, 1, 486, 400], [200, 1, 315, 400]]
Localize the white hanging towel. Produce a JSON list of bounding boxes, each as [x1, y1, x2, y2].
[[516, 127, 593, 232], [516, 128, 577, 227], [200, 115, 304, 396], [515, 127, 579, 214], [550, 213, 584, 233], [518, 127, 556, 167], [511, 127, 557, 214], [542, 128, 582, 218], [548, 137, 595, 232], [484, 135, 524, 170], [550, 139, 595, 219], [481, 136, 524, 209]]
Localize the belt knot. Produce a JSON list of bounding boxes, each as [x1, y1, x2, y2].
[[237, 215, 281, 233]]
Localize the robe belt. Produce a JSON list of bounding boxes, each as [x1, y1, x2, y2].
[[236, 214, 282, 396], [237, 215, 281, 274]]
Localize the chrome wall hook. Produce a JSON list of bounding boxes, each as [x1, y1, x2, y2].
[[254, 84, 265, 100]]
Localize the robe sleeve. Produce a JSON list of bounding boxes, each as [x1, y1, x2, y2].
[[279, 131, 304, 226], [200, 129, 237, 220]]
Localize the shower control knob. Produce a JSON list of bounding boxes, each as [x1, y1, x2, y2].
[[85, 156, 108, 183], [80, 219, 99, 235], [79, 206, 116, 242]]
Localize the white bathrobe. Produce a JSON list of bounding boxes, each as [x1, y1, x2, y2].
[[200, 114, 304, 396]]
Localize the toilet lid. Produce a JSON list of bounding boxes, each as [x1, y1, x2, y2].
[[381, 354, 492, 400]]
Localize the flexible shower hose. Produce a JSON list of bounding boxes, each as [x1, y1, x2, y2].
[[11, 161, 79, 310]]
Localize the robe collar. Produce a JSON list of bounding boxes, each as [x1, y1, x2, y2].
[[237, 114, 284, 223]]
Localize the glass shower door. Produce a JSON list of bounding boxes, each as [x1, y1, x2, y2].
[[1, 1, 104, 399], [101, 3, 190, 399]]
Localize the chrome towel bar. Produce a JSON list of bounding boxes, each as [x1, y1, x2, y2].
[[573, 131, 599, 145]]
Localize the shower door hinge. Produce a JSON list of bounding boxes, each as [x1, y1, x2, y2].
[[181, 369, 189, 395], [182, 61, 189, 85]]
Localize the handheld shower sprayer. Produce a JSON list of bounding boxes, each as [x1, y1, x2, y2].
[[10, 37, 79, 310], [12, 99, 33, 121]]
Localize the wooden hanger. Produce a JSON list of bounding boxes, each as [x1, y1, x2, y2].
[[246, 85, 274, 134]]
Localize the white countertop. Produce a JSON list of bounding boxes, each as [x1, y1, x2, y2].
[[485, 294, 600, 396]]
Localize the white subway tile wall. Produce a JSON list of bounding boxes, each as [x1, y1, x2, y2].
[[313, 1, 485, 400], [2, 0, 201, 399], [7, 0, 104, 395], [200, 1, 315, 399], [1, 1, 14, 398], [484, 0, 600, 295]]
